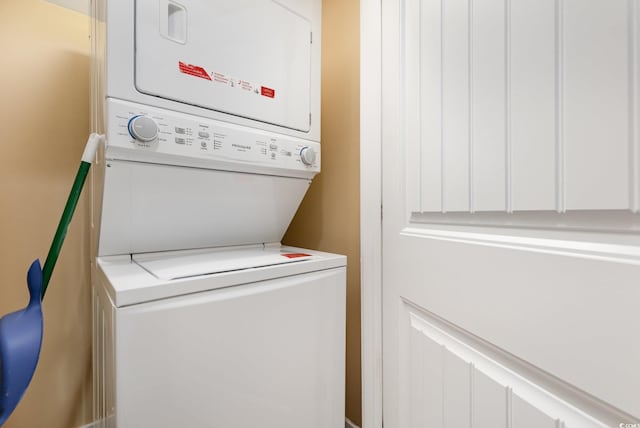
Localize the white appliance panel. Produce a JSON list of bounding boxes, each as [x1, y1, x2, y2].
[[104, 99, 320, 178], [112, 267, 346, 428], [94, 0, 321, 144], [135, 0, 312, 132], [98, 161, 311, 256]]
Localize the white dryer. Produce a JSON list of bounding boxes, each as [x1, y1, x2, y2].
[[90, 1, 345, 427]]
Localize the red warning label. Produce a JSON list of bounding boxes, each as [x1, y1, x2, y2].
[[281, 253, 311, 259], [178, 61, 212, 81], [261, 86, 276, 98], [178, 61, 276, 99]]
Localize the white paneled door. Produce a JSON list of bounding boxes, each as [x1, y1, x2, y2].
[[380, 0, 640, 426]]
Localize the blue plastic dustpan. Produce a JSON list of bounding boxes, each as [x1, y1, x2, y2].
[[0, 260, 43, 426], [0, 134, 101, 426]]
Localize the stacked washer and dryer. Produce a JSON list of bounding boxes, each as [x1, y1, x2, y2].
[[90, 1, 346, 427]]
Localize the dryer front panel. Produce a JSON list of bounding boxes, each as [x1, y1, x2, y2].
[[134, 0, 313, 133]]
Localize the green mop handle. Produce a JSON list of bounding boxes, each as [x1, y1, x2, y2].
[[41, 133, 103, 299]]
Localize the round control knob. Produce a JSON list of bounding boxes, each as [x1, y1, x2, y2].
[[300, 146, 316, 166], [128, 115, 158, 142]]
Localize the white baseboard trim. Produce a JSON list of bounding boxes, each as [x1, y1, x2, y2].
[[346, 418, 360, 428]]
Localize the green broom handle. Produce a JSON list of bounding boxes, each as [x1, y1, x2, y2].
[[41, 134, 103, 299]]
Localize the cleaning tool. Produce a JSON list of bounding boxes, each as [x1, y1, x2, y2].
[[0, 133, 102, 426]]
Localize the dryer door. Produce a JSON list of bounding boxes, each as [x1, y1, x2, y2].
[[134, 0, 312, 132]]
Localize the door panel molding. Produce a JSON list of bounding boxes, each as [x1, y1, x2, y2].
[[395, 226, 640, 416], [400, 226, 640, 266], [402, 0, 640, 214], [402, 302, 634, 427], [392, 232, 640, 419], [410, 210, 640, 235]]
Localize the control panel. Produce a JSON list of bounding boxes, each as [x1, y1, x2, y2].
[[105, 99, 320, 177]]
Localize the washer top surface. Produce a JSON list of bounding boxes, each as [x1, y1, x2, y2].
[[96, 245, 346, 307], [134, 245, 316, 280]]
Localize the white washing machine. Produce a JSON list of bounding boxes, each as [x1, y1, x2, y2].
[[90, 1, 345, 427], [94, 245, 345, 427]]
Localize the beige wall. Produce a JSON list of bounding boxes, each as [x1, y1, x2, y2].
[[283, 0, 361, 425], [0, 1, 92, 427]]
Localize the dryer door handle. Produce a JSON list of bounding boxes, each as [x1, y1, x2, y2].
[[160, 0, 187, 44]]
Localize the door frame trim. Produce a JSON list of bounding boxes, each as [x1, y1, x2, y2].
[[360, 0, 383, 427]]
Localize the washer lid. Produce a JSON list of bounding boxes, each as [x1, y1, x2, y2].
[[134, 246, 313, 281], [97, 246, 347, 307]]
